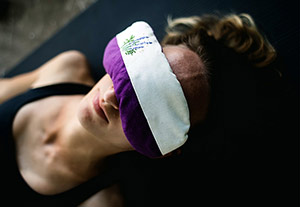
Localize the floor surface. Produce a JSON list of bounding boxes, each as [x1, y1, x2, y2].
[[0, 0, 96, 77]]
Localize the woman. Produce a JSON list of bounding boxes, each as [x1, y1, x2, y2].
[[0, 13, 279, 206]]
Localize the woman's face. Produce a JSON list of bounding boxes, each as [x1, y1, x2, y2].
[[77, 74, 133, 151], [78, 45, 206, 154]]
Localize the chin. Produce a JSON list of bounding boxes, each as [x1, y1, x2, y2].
[[77, 98, 95, 131]]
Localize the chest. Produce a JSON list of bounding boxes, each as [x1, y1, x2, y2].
[[11, 95, 104, 195], [13, 96, 88, 180], [13, 96, 69, 146]]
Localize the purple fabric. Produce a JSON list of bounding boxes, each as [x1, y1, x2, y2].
[[103, 37, 162, 158]]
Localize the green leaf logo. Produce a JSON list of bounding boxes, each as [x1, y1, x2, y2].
[[121, 35, 138, 55], [120, 35, 153, 55]]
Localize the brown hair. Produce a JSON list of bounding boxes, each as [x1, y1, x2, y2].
[[161, 13, 279, 156], [161, 13, 277, 68]]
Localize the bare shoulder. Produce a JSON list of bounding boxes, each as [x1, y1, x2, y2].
[[32, 50, 95, 88], [0, 50, 95, 104]]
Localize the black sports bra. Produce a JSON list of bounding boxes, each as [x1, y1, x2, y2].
[[0, 83, 120, 206]]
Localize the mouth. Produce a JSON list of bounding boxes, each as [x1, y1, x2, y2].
[[93, 91, 109, 123]]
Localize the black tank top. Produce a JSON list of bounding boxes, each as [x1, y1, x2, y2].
[[0, 83, 120, 206]]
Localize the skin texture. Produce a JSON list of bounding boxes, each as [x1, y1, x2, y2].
[[163, 45, 210, 125], [0, 46, 207, 206]]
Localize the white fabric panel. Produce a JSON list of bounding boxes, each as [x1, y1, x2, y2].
[[116, 21, 190, 155]]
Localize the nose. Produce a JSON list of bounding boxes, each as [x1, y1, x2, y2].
[[103, 85, 119, 110]]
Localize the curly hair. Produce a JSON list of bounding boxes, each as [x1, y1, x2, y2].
[[161, 13, 277, 68], [161, 13, 280, 157]]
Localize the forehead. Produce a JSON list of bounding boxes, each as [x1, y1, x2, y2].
[[162, 45, 209, 125], [162, 45, 205, 79]]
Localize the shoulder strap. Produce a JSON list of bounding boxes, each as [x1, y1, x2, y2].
[[0, 83, 117, 206], [0, 82, 92, 126], [0, 83, 92, 171], [1, 82, 91, 128]]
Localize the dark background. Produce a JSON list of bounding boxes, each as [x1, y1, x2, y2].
[[1, 0, 298, 206], [4, 0, 299, 85]]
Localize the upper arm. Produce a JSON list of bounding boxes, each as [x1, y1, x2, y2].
[[0, 69, 40, 104], [0, 50, 95, 104], [31, 50, 95, 88]]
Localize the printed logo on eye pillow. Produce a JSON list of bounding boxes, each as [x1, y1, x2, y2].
[[121, 35, 153, 55]]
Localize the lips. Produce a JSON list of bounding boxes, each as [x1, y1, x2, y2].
[[93, 91, 108, 122]]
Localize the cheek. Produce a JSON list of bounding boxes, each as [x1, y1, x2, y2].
[[77, 98, 94, 129], [108, 119, 124, 137], [107, 123, 133, 150]]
